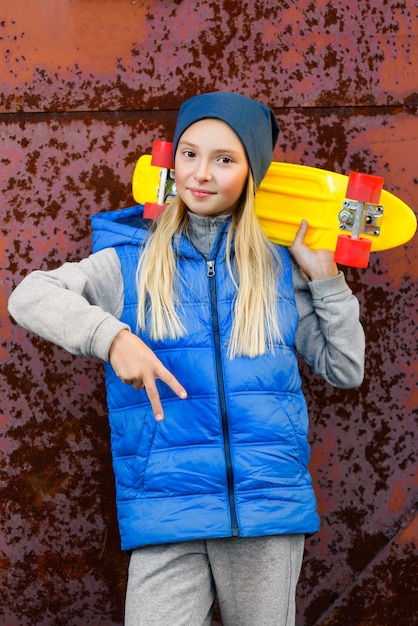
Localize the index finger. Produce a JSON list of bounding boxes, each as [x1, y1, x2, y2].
[[160, 368, 188, 401], [145, 367, 188, 422]]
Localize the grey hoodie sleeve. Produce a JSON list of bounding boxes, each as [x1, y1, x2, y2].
[[8, 248, 128, 362], [292, 261, 365, 389]]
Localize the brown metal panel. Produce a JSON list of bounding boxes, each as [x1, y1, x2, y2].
[[2, 109, 416, 625], [1, 1, 417, 624], [1, 0, 417, 112]]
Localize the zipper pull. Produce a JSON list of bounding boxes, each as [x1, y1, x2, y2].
[[207, 260, 215, 277]]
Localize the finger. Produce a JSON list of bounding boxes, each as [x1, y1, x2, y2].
[[116, 374, 135, 386], [144, 382, 165, 422], [160, 370, 188, 400], [292, 219, 308, 246], [146, 367, 187, 422]]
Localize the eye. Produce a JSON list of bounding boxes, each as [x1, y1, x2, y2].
[[218, 156, 233, 164], [182, 149, 196, 159]]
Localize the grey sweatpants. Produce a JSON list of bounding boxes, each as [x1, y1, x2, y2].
[[125, 534, 304, 626]]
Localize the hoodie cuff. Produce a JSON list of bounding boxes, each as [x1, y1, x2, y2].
[[89, 316, 131, 362], [308, 271, 351, 301]]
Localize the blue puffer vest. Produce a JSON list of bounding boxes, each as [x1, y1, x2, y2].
[[91, 205, 319, 550]]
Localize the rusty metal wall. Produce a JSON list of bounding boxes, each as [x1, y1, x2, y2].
[[1, 1, 416, 624]]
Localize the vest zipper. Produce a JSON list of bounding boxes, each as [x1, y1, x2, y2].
[[206, 259, 240, 537]]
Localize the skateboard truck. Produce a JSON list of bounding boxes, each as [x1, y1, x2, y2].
[[143, 140, 176, 220], [338, 201, 383, 238], [143, 140, 175, 219], [334, 172, 384, 268]]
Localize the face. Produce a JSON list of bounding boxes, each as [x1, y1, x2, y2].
[[174, 118, 249, 217]]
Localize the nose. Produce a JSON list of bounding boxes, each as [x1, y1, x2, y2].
[[194, 158, 212, 183]]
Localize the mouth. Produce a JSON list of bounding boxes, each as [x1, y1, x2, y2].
[[188, 187, 216, 199]]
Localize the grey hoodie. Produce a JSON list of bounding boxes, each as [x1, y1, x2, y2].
[[8, 212, 365, 390]]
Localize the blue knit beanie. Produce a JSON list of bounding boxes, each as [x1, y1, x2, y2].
[[172, 91, 280, 189]]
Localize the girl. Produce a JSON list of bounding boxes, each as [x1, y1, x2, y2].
[[8, 91, 365, 626]]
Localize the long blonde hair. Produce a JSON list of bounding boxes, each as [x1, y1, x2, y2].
[[136, 174, 282, 358]]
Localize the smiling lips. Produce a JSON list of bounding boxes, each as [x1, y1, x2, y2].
[[188, 187, 217, 199]]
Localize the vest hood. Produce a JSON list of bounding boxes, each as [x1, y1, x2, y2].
[[90, 205, 231, 263], [90, 205, 151, 254]]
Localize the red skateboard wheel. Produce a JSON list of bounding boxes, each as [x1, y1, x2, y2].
[[334, 234, 372, 268], [346, 171, 384, 204], [151, 140, 174, 170], [143, 202, 167, 220]]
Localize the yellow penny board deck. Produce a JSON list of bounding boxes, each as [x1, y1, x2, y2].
[[132, 152, 416, 258]]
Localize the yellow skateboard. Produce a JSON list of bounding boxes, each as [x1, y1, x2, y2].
[[132, 140, 416, 268]]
